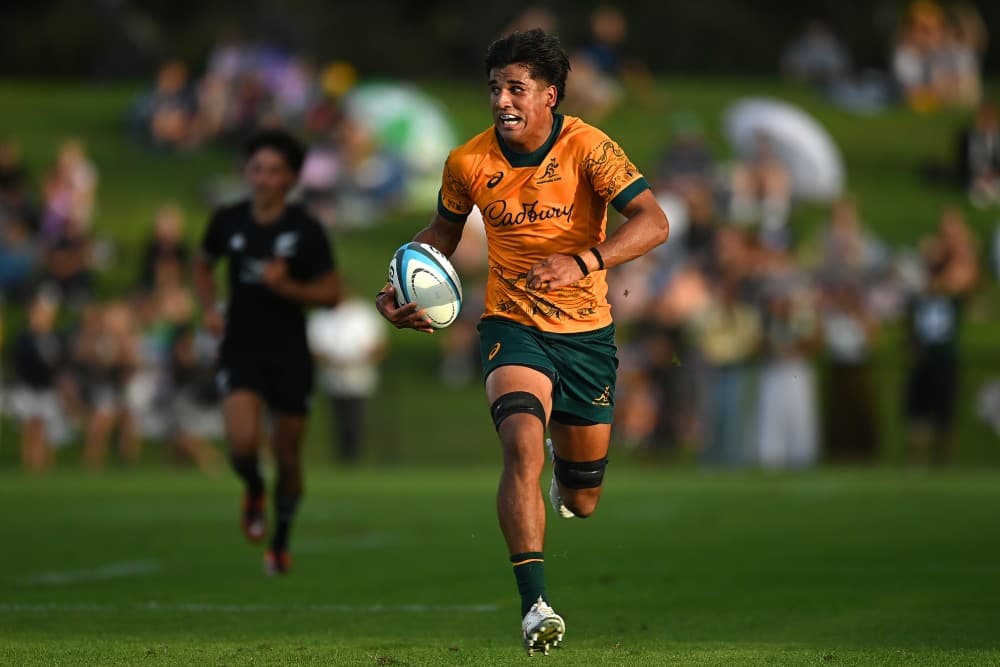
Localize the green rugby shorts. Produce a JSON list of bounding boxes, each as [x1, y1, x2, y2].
[[477, 316, 619, 424]]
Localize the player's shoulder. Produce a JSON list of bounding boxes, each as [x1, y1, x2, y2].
[[558, 115, 614, 150], [209, 200, 251, 227], [447, 126, 497, 167], [284, 202, 328, 234]]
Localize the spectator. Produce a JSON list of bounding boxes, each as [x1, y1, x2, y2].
[[299, 116, 406, 230], [76, 301, 142, 469], [0, 216, 38, 301], [819, 279, 881, 463], [41, 216, 93, 307], [308, 295, 387, 464], [139, 203, 190, 291], [818, 195, 888, 283], [903, 206, 979, 465], [689, 276, 761, 467], [892, 1, 984, 112], [755, 270, 821, 470], [129, 59, 199, 150], [165, 325, 224, 473], [654, 112, 715, 193], [0, 137, 39, 227], [937, 2, 986, 109], [688, 228, 762, 467], [781, 20, 851, 88], [957, 100, 1000, 209], [565, 6, 650, 120], [727, 131, 792, 249], [10, 291, 66, 472], [643, 263, 712, 452], [40, 138, 98, 244]]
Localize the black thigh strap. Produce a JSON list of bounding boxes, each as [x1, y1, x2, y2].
[[490, 391, 546, 430]]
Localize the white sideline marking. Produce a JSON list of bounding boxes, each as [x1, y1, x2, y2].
[[0, 602, 498, 614], [19, 560, 161, 586]]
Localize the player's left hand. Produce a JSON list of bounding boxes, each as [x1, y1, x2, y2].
[[526, 254, 584, 293], [261, 258, 289, 290]]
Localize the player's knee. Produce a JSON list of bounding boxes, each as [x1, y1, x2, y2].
[[227, 429, 258, 453], [553, 454, 608, 492], [490, 391, 546, 431]]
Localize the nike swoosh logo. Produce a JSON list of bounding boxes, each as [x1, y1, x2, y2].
[[487, 172, 504, 188]]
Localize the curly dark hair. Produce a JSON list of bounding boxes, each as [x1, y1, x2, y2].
[[244, 128, 306, 174], [485, 28, 571, 108]]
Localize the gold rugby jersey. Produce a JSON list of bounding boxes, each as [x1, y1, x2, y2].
[[438, 113, 649, 333]]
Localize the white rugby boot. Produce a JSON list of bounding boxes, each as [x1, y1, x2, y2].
[[546, 438, 576, 519], [521, 596, 565, 656]]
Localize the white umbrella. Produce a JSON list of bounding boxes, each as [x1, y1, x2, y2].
[[723, 97, 845, 202], [343, 82, 457, 209]]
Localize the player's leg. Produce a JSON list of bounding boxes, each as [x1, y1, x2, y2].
[[222, 390, 266, 542], [547, 421, 612, 518], [479, 318, 565, 654], [488, 364, 553, 559], [262, 350, 313, 573], [486, 364, 565, 654], [546, 322, 618, 519], [266, 413, 306, 573]]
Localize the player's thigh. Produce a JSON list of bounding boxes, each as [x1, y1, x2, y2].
[[222, 390, 264, 452], [478, 318, 554, 406], [548, 324, 618, 426], [484, 364, 554, 414], [549, 421, 612, 464], [264, 351, 313, 416]]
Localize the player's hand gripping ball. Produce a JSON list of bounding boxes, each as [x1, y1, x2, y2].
[[387, 242, 463, 329]]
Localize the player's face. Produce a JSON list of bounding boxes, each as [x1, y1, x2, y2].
[[488, 64, 557, 152], [245, 147, 297, 205]]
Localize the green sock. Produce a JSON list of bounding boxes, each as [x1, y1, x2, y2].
[[510, 552, 547, 616]]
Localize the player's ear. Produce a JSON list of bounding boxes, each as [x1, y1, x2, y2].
[[546, 84, 557, 108]]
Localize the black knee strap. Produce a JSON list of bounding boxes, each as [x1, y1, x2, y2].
[[553, 453, 608, 489], [490, 391, 546, 431]]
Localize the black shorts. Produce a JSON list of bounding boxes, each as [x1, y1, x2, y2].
[[216, 338, 313, 415], [904, 354, 958, 431]]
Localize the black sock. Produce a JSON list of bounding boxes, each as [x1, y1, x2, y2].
[[230, 454, 264, 498], [269, 494, 300, 553], [511, 552, 547, 617]]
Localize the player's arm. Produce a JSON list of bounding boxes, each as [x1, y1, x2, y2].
[[412, 212, 467, 258], [528, 188, 668, 292], [262, 264, 342, 307], [193, 251, 225, 337], [376, 212, 467, 333]]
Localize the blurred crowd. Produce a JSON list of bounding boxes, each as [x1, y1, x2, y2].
[[0, 135, 225, 472], [126, 38, 456, 230], [781, 0, 987, 115], [1, 2, 998, 472]]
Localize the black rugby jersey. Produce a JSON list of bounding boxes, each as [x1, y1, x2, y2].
[[201, 201, 335, 346]]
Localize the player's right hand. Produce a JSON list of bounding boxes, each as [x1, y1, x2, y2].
[[375, 283, 435, 333], [202, 308, 225, 337]]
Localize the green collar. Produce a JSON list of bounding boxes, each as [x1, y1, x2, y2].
[[494, 113, 564, 167]]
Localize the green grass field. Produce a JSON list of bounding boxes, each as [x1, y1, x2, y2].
[[2, 467, 999, 665]]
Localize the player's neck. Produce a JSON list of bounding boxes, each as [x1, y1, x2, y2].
[[505, 116, 554, 154], [251, 198, 286, 225]]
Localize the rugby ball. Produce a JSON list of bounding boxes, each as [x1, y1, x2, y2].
[[387, 242, 463, 329]]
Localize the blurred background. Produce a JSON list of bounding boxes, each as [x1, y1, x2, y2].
[[1, 0, 999, 473]]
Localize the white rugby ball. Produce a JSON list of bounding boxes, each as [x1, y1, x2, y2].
[[388, 242, 463, 329]]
